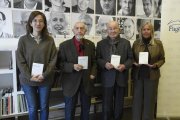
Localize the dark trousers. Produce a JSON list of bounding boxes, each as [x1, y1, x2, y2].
[[64, 83, 91, 120], [102, 83, 125, 120], [132, 78, 159, 120]]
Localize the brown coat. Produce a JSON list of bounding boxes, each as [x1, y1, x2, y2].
[[132, 39, 165, 80]]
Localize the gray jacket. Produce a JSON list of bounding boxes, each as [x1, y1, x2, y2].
[[16, 34, 57, 86]]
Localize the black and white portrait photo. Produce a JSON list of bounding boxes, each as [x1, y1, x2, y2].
[[45, 0, 70, 13], [136, 0, 153, 17], [71, 13, 94, 35], [96, 0, 116, 15], [117, 0, 135, 16], [14, 0, 42, 10], [95, 15, 115, 39], [154, 20, 161, 40], [0, 9, 13, 38], [12, 10, 31, 38], [154, 0, 162, 18], [117, 17, 136, 41], [46, 12, 70, 37], [72, 0, 94, 14], [0, 0, 11, 8], [1, 0, 163, 42]]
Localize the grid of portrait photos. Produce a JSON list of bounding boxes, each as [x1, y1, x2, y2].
[[0, 0, 162, 45]]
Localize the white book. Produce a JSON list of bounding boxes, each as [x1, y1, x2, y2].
[[31, 63, 44, 75], [139, 52, 149, 64], [111, 55, 121, 68], [78, 56, 88, 69]]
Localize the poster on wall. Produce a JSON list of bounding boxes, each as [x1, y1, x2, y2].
[[0, 0, 162, 45], [13, 0, 43, 10], [95, 15, 115, 39], [154, 20, 161, 40], [0, 8, 13, 38], [12, 10, 31, 38], [71, 0, 94, 14], [45, 0, 71, 12], [117, 17, 136, 41], [96, 0, 116, 15], [45, 12, 70, 38], [117, 0, 136, 16]]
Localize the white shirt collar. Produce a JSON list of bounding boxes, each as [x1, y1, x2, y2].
[[30, 33, 42, 44]]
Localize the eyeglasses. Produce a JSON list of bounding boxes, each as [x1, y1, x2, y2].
[[52, 17, 65, 23], [102, 0, 113, 2]]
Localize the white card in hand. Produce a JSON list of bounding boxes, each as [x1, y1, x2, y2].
[[111, 55, 121, 68], [31, 63, 44, 75], [139, 52, 148, 64], [78, 56, 88, 69]]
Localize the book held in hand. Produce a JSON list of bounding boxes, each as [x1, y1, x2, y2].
[[111, 55, 121, 68], [31, 63, 44, 75], [139, 52, 148, 64], [78, 56, 88, 69]]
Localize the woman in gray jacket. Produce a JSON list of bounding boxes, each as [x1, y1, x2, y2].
[[16, 11, 57, 120]]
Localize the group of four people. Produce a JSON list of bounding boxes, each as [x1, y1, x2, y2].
[[16, 11, 165, 120]]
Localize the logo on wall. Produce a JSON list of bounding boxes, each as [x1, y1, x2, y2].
[[168, 20, 180, 33]]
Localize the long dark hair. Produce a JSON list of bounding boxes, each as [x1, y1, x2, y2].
[[26, 11, 49, 37]]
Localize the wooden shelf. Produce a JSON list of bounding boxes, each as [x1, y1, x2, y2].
[[0, 69, 13, 74]]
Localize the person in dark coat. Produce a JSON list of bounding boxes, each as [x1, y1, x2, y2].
[[57, 21, 96, 120], [96, 21, 133, 120]]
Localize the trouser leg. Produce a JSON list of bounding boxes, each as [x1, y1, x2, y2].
[[114, 85, 125, 120], [132, 79, 143, 120], [143, 79, 158, 120], [102, 87, 114, 120]]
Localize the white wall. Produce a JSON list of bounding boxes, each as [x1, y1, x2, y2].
[[157, 0, 180, 117]]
